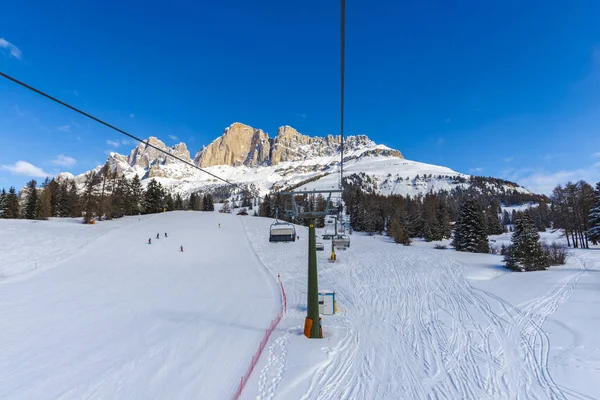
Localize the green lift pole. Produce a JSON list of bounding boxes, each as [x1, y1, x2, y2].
[[304, 218, 322, 338]]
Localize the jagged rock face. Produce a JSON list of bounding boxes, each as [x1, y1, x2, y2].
[[270, 126, 403, 165], [126, 137, 193, 169], [194, 122, 270, 167], [127, 137, 169, 169]]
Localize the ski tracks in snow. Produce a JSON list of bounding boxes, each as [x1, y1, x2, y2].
[[301, 245, 590, 400], [257, 330, 291, 400]]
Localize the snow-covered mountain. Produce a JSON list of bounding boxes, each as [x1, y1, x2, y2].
[[63, 122, 531, 197]]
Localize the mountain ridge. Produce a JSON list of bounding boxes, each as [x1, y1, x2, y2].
[[59, 122, 532, 199]]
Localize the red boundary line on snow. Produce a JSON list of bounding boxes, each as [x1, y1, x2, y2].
[[232, 276, 286, 400]]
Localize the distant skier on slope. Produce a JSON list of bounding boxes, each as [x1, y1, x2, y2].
[[180, 245, 183, 252], [156, 233, 160, 239], [148, 238, 152, 244], [165, 232, 168, 238]]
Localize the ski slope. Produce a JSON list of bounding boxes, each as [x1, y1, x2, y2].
[[0, 212, 280, 399], [2, 213, 600, 399], [241, 218, 600, 400]]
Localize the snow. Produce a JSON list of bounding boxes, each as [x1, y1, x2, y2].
[[240, 218, 600, 399], [0, 212, 280, 399], [78, 136, 523, 199], [3, 213, 598, 399]]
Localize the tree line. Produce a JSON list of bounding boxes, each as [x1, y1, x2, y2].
[[0, 171, 215, 223]]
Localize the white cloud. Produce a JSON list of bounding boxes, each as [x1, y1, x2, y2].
[[129, 113, 135, 119], [592, 152, 600, 158], [106, 140, 120, 148], [168, 135, 179, 141], [0, 37, 22, 60], [502, 162, 600, 195], [469, 167, 483, 174], [501, 156, 514, 163], [121, 139, 130, 145], [0, 161, 50, 177], [57, 124, 71, 132], [51, 155, 76, 167]]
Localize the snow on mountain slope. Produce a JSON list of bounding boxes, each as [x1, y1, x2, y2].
[[240, 217, 600, 400], [0, 212, 280, 400], [64, 122, 532, 198]]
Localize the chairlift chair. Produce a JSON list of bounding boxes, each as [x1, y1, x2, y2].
[[332, 234, 350, 250], [269, 221, 296, 242]]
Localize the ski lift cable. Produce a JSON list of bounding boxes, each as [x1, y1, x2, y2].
[[340, 0, 345, 191], [0, 71, 254, 198]]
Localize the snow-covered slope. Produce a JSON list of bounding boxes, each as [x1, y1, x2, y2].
[[2, 213, 599, 399], [0, 212, 280, 399], [241, 218, 600, 400]]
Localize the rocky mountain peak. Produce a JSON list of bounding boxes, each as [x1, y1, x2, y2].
[[193, 122, 270, 167]]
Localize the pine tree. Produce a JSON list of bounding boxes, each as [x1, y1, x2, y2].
[[436, 203, 452, 239], [24, 180, 39, 220], [388, 217, 411, 245], [485, 206, 504, 235], [588, 182, 600, 245], [109, 176, 127, 218], [38, 185, 52, 220], [188, 193, 197, 211], [67, 181, 81, 217], [82, 172, 100, 223], [451, 199, 489, 253], [164, 192, 174, 211], [5, 187, 20, 219], [0, 188, 6, 218], [46, 179, 60, 217], [143, 179, 165, 214], [174, 194, 184, 210], [128, 174, 143, 215], [504, 212, 549, 271], [205, 193, 214, 211]]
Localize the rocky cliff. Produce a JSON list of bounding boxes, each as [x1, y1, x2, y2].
[[193, 122, 270, 167]]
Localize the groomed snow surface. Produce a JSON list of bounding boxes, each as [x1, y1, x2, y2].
[[2, 213, 600, 399]]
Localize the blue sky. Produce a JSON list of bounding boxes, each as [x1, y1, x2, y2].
[[1, 0, 599, 194]]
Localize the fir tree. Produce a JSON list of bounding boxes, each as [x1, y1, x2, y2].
[[174, 194, 184, 210], [109, 176, 127, 218], [388, 217, 411, 245], [0, 188, 6, 218], [504, 212, 549, 271], [143, 179, 165, 214], [82, 172, 100, 223], [164, 192, 174, 211], [485, 206, 504, 235], [188, 193, 197, 211], [451, 199, 489, 253], [5, 187, 20, 219], [46, 179, 60, 217], [588, 182, 600, 245], [128, 174, 143, 215], [436, 203, 452, 239], [38, 185, 52, 220], [24, 180, 39, 220], [67, 181, 81, 217], [56, 181, 69, 217], [204, 193, 214, 211]]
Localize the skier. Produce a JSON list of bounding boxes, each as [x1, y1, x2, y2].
[[218, 223, 221, 228], [180, 245, 184, 252], [165, 232, 168, 238], [148, 238, 152, 244], [156, 233, 160, 239]]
